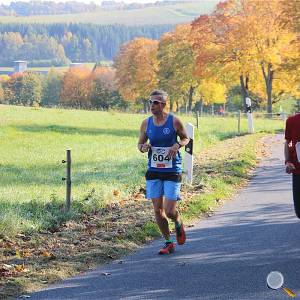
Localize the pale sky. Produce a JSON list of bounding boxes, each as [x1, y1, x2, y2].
[[0, 0, 161, 4]]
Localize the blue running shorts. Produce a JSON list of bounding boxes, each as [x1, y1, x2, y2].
[[146, 179, 181, 201]]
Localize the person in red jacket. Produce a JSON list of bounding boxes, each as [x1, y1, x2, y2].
[[284, 112, 300, 218]]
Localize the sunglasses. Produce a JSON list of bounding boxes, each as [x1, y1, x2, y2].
[[149, 99, 164, 105]]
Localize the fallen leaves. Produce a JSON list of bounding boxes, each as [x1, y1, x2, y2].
[[40, 250, 56, 260], [0, 263, 29, 277], [113, 190, 120, 197]]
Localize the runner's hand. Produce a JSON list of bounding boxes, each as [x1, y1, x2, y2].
[[285, 162, 295, 174], [141, 143, 151, 153], [166, 143, 180, 159]]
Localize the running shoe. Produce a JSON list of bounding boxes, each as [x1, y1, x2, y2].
[[158, 242, 175, 255], [175, 223, 186, 245]]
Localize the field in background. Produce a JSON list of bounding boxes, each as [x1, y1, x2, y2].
[[0, 1, 218, 25], [0, 104, 285, 236], [0, 63, 105, 74]]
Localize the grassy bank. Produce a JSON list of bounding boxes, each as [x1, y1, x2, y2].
[[0, 104, 284, 297], [0, 105, 284, 237]]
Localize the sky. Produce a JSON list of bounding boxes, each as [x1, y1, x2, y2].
[[0, 0, 162, 4]]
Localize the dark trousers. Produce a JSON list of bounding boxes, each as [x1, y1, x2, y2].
[[292, 174, 300, 218]]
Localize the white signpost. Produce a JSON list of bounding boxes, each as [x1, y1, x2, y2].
[[184, 123, 194, 185], [246, 97, 254, 133]]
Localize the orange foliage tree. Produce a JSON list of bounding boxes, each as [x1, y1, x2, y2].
[[191, 0, 299, 113], [90, 66, 126, 110], [114, 37, 158, 111], [60, 67, 92, 108], [157, 24, 198, 112]]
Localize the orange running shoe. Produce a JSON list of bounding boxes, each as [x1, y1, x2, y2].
[[175, 223, 186, 245], [158, 242, 175, 255]]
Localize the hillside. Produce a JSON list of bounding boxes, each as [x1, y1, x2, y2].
[[0, 1, 219, 25]]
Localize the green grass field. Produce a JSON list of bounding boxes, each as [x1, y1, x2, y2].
[[0, 104, 284, 236], [0, 1, 218, 25]]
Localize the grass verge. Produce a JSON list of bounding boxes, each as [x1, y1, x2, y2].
[[0, 132, 272, 299]]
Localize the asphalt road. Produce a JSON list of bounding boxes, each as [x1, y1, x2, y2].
[[26, 134, 300, 300]]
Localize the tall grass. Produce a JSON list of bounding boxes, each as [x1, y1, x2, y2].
[[0, 105, 284, 235]]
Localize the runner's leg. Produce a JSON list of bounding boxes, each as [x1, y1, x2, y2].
[[164, 199, 180, 225], [152, 197, 171, 239]]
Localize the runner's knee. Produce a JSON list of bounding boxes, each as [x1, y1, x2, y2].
[[154, 207, 164, 217], [165, 209, 177, 219]]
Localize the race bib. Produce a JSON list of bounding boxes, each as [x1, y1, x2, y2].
[[150, 147, 172, 169], [296, 142, 300, 162]]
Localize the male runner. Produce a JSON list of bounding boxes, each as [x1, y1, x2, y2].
[[138, 90, 189, 254], [284, 112, 300, 218]]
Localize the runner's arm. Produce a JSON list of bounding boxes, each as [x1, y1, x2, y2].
[[284, 117, 295, 173], [284, 141, 291, 163], [167, 117, 189, 159], [284, 140, 295, 173], [137, 119, 151, 153], [174, 117, 189, 147]]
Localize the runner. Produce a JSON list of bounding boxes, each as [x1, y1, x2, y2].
[[138, 89, 189, 254], [284, 112, 300, 218]]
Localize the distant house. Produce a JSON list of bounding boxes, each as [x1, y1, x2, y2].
[[14, 60, 28, 73]]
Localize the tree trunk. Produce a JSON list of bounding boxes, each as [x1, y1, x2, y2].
[[187, 86, 195, 112], [169, 99, 173, 112], [261, 63, 273, 114], [240, 75, 249, 112]]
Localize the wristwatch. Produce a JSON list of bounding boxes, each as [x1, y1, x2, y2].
[[176, 141, 182, 148]]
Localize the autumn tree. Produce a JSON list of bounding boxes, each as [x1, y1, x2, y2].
[[114, 37, 158, 111], [60, 67, 92, 108], [157, 24, 198, 112], [280, 0, 300, 91], [280, 0, 300, 34], [197, 78, 226, 108], [191, 4, 256, 112], [238, 0, 299, 113], [191, 0, 299, 113], [90, 66, 127, 110]]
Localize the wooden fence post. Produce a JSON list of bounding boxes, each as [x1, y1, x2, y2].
[[62, 149, 72, 212]]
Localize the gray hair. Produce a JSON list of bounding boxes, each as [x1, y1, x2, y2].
[[150, 90, 168, 102]]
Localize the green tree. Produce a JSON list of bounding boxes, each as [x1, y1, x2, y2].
[[91, 81, 126, 110], [20, 72, 42, 106], [41, 69, 62, 106], [3, 73, 23, 105], [157, 24, 198, 112], [3, 72, 42, 106]]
